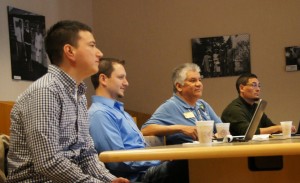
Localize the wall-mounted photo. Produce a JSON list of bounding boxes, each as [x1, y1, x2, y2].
[[285, 46, 300, 72], [192, 34, 251, 78], [7, 6, 48, 81]]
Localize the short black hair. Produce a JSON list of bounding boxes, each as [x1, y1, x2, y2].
[[45, 20, 92, 65], [90, 58, 125, 89], [236, 73, 258, 94]]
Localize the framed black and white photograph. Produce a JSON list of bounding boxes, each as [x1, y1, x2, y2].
[[7, 6, 48, 81], [192, 34, 251, 78], [285, 46, 300, 72]]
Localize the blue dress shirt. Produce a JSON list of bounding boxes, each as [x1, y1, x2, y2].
[[89, 96, 160, 181], [142, 94, 222, 144]]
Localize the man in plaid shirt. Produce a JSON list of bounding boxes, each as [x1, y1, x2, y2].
[[6, 20, 128, 183]]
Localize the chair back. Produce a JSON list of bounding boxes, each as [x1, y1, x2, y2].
[[0, 134, 9, 182], [0, 101, 15, 135]]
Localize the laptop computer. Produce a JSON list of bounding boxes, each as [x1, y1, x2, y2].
[[232, 99, 268, 142]]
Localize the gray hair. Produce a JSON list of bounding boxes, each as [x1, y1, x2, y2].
[[171, 63, 201, 93]]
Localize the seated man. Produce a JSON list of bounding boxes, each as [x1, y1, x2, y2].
[[89, 58, 188, 183], [6, 20, 128, 183], [221, 73, 287, 136], [141, 63, 222, 145]]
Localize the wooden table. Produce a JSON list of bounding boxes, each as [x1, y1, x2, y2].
[[100, 137, 300, 183]]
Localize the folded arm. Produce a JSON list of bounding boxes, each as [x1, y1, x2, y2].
[[141, 124, 198, 140]]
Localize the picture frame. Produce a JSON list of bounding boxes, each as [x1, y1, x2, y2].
[[192, 34, 251, 78], [285, 46, 300, 72], [7, 6, 48, 81]]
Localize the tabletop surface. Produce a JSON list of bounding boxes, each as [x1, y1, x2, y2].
[[99, 136, 300, 162]]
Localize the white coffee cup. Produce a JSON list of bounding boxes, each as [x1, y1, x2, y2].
[[280, 121, 293, 139], [216, 123, 230, 138], [196, 120, 214, 145]]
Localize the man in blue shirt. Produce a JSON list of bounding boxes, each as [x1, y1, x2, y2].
[[89, 58, 188, 183], [141, 63, 222, 145]]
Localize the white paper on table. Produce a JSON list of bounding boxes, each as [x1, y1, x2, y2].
[[252, 134, 270, 141]]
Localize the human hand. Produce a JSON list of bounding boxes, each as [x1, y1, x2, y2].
[[214, 133, 222, 139], [291, 125, 296, 133], [112, 177, 130, 183], [274, 125, 296, 134], [180, 125, 198, 140]]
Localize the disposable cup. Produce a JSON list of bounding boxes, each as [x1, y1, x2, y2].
[[216, 123, 230, 138], [280, 121, 292, 139], [196, 120, 214, 145]]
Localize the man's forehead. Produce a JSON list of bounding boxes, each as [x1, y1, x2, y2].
[[186, 70, 200, 77], [78, 30, 94, 40], [248, 78, 259, 83]]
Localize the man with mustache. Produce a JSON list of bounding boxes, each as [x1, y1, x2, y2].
[[141, 63, 222, 145]]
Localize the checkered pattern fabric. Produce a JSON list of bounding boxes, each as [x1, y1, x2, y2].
[[6, 65, 115, 183]]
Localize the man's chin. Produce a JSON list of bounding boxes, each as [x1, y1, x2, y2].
[[117, 94, 124, 98], [195, 92, 202, 98], [253, 97, 260, 101]]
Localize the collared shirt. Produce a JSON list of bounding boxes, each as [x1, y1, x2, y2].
[[7, 65, 115, 183], [221, 97, 275, 136], [89, 96, 161, 181], [141, 94, 222, 145]]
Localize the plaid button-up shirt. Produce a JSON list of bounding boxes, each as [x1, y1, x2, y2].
[[6, 65, 116, 183]]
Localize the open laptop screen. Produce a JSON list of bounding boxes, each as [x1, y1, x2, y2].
[[232, 99, 267, 142]]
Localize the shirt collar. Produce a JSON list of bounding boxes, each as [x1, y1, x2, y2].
[[91, 95, 124, 111], [48, 65, 87, 97], [173, 93, 201, 110], [238, 96, 257, 110]]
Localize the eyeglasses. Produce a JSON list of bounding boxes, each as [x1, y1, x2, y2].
[[245, 82, 261, 88]]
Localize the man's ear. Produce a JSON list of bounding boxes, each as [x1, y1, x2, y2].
[[99, 73, 108, 86], [175, 82, 183, 92], [239, 84, 245, 93], [63, 44, 76, 62]]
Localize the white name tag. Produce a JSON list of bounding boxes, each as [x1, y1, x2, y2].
[[183, 112, 195, 119]]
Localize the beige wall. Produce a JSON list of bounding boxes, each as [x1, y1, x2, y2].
[[0, 0, 299, 126], [92, 0, 300, 125], [0, 0, 94, 101]]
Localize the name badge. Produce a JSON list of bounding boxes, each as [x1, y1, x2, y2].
[[183, 112, 195, 119]]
